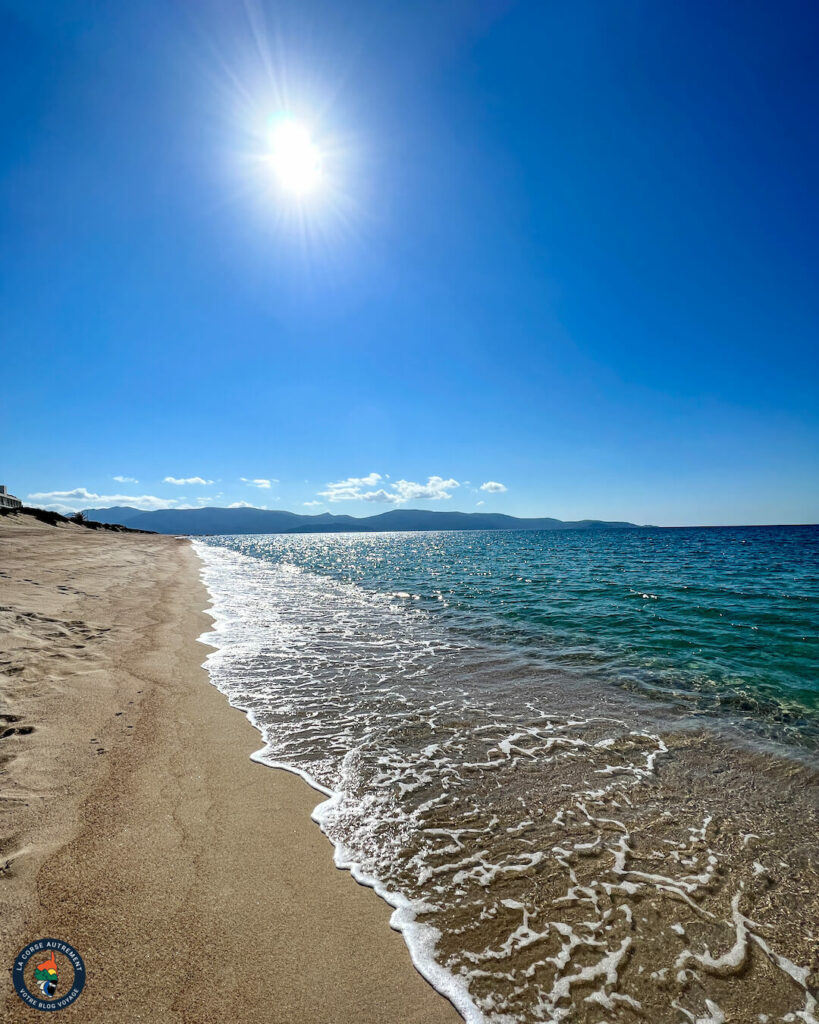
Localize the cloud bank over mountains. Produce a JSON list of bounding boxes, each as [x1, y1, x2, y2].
[[316, 473, 507, 505], [27, 486, 178, 517], [25, 471, 507, 516]]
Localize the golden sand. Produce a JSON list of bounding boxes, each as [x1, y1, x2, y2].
[[0, 516, 460, 1022]]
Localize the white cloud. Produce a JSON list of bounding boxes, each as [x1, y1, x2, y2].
[[241, 477, 277, 489], [318, 472, 383, 501], [303, 500, 323, 507], [27, 487, 178, 512], [163, 476, 214, 486], [318, 473, 459, 505], [393, 477, 459, 502], [113, 475, 138, 484], [480, 481, 507, 493], [359, 489, 397, 503], [228, 500, 264, 509], [34, 502, 86, 517], [476, 500, 485, 506]]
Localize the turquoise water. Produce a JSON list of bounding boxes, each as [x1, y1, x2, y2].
[[207, 525, 819, 749], [195, 526, 819, 1023]]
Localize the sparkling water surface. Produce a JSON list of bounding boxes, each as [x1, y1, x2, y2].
[[195, 527, 819, 1024], [203, 526, 819, 746]]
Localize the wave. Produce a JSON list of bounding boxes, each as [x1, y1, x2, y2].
[[193, 539, 818, 1024]]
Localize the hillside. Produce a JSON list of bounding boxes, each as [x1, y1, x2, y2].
[[82, 505, 641, 535]]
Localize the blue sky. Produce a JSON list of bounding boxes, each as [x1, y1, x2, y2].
[[2, 0, 817, 526]]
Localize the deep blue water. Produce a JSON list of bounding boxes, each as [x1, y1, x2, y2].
[[205, 525, 819, 748]]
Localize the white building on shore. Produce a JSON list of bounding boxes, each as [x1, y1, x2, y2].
[[0, 485, 23, 510]]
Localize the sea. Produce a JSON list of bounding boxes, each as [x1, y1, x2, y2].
[[193, 526, 819, 1024]]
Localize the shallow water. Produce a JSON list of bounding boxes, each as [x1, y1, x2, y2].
[[194, 528, 818, 1023]]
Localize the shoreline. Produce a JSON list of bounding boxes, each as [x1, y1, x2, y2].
[[200, 682, 484, 1024], [0, 517, 461, 1022], [3, 515, 817, 1023], [195, 537, 819, 1024]]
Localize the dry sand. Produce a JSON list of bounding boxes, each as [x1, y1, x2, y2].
[[0, 515, 461, 1022]]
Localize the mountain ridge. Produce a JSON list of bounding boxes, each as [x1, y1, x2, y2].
[[81, 505, 643, 535]]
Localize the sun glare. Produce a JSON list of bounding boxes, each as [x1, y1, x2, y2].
[[269, 118, 322, 196]]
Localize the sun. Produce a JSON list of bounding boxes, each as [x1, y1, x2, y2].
[[268, 117, 322, 196]]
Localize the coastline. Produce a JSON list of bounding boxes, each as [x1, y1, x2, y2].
[[195, 537, 819, 1024], [0, 517, 461, 1022]]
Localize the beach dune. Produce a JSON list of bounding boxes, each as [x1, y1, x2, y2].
[[0, 516, 460, 1022]]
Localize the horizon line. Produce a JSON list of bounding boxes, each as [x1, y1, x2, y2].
[[73, 503, 819, 530]]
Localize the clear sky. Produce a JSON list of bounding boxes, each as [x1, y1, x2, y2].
[[2, 0, 817, 526]]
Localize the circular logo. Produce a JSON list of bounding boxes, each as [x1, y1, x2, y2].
[[12, 939, 85, 1012]]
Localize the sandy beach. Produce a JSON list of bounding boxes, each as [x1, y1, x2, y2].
[[0, 515, 461, 1022]]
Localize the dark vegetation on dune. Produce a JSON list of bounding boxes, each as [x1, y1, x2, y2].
[[1, 506, 155, 534]]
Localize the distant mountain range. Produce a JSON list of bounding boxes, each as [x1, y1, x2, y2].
[[82, 505, 642, 536]]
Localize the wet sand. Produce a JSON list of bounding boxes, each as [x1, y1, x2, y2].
[[194, 537, 819, 1024], [0, 515, 461, 1022]]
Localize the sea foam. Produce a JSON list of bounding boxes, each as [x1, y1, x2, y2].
[[194, 537, 818, 1024]]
